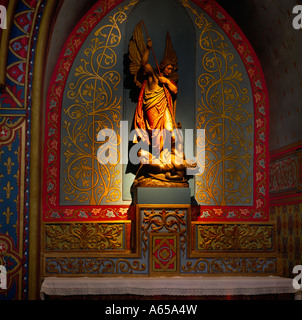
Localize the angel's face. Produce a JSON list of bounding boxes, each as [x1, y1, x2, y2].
[[163, 64, 173, 76]]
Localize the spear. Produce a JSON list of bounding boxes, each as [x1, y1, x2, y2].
[[141, 20, 182, 143], [141, 20, 161, 76]]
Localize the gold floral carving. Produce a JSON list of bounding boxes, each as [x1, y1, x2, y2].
[[45, 223, 124, 250], [45, 257, 146, 275], [141, 208, 186, 257], [197, 224, 273, 251], [182, 257, 277, 274]]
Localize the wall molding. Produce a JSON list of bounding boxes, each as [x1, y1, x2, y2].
[[29, 0, 60, 300], [269, 140, 302, 206]]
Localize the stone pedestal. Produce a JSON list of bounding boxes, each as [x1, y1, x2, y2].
[[133, 187, 191, 204]]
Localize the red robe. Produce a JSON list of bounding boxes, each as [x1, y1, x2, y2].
[[133, 80, 176, 152]]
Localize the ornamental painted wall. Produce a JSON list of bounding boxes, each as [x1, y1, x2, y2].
[[0, 0, 45, 300], [1, 0, 286, 300], [40, 0, 274, 279]]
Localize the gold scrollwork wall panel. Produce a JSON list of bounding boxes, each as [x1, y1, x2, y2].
[[59, 0, 139, 206], [181, 0, 254, 207]]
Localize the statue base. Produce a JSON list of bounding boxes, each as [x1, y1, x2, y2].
[[133, 187, 191, 205]]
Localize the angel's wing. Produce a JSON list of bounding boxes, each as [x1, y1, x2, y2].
[[163, 32, 178, 83], [128, 21, 147, 88]]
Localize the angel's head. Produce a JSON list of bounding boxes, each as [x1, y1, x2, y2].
[[159, 59, 175, 77]]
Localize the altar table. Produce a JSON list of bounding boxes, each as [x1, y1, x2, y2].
[[40, 276, 301, 300]]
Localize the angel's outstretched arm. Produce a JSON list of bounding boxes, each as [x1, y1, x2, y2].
[[141, 38, 154, 77]]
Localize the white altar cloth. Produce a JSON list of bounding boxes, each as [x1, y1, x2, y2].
[[40, 276, 300, 299]]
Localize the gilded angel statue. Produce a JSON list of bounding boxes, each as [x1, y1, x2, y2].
[[128, 21, 196, 188]]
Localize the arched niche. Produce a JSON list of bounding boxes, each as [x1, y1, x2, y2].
[[42, 0, 269, 223], [122, 0, 196, 199]]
